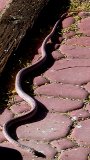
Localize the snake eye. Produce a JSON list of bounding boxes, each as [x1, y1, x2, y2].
[[34, 150, 46, 158]]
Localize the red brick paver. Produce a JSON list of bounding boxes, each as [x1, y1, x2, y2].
[[1, 11, 90, 159]]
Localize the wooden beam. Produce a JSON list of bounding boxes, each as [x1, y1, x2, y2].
[[0, 0, 49, 74]]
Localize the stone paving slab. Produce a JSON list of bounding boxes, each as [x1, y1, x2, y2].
[[34, 83, 88, 99], [51, 138, 76, 152], [60, 147, 90, 160], [60, 44, 90, 58], [16, 112, 72, 141], [69, 108, 90, 120], [48, 59, 90, 71], [18, 139, 57, 159], [78, 17, 90, 35], [44, 66, 90, 85], [78, 11, 90, 18], [11, 101, 31, 114], [62, 16, 75, 28], [1, 11, 90, 159], [35, 96, 83, 112], [33, 76, 49, 87], [51, 50, 65, 60], [64, 36, 90, 46], [0, 108, 14, 127], [71, 119, 90, 146]]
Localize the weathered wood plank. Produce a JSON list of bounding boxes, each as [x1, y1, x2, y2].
[[0, 0, 50, 74]]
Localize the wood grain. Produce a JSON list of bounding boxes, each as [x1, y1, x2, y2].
[[0, 0, 49, 74]]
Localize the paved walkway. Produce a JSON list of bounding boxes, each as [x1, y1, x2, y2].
[[0, 11, 90, 160]]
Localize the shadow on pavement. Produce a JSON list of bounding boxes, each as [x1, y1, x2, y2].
[[0, 146, 22, 160]]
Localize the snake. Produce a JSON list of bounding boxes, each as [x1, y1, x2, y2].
[[3, 13, 67, 157]]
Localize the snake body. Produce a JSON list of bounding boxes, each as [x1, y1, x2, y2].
[[3, 14, 66, 157]]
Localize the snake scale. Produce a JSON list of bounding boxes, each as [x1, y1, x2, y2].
[[3, 13, 66, 157]]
